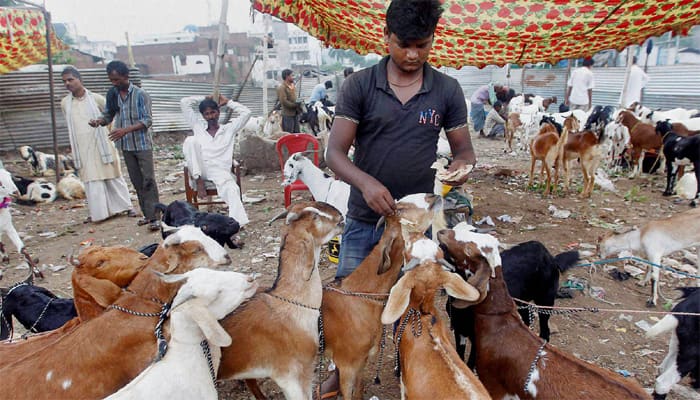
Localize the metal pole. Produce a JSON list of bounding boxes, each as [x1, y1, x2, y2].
[[44, 10, 61, 181], [125, 32, 136, 68], [212, 0, 229, 99], [262, 14, 270, 116], [619, 46, 635, 108]]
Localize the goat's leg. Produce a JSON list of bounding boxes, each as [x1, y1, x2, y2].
[[4, 226, 41, 278], [691, 164, 700, 207], [543, 162, 552, 196], [528, 157, 536, 187], [0, 241, 7, 263], [244, 380, 267, 400], [653, 337, 681, 399], [663, 160, 677, 196], [647, 255, 662, 307], [277, 373, 312, 400], [339, 364, 365, 400]]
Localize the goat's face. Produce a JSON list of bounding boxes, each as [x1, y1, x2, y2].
[[18, 146, 33, 161], [155, 225, 232, 273], [75, 246, 148, 287], [437, 222, 501, 276], [564, 115, 580, 132], [285, 201, 344, 244], [282, 153, 305, 186], [0, 169, 19, 198], [392, 193, 443, 234]]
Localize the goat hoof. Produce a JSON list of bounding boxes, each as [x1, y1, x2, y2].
[[691, 200, 698, 208], [645, 299, 656, 308], [662, 191, 672, 197]]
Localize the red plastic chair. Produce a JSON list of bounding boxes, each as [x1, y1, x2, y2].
[[275, 133, 320, 207]]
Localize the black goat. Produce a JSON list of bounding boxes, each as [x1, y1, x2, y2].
[[540, 115, 563, 135], [445, 240, 579, 368], [0, 271, 76, 340], [584, 105, 615, 135], [656, 119, 700, 206], [646, 287, 699, 399], [155, 200, 242, 249]]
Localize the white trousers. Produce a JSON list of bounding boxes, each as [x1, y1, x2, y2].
[[183, 137, 249, 226], [85, 177, 132, 222]]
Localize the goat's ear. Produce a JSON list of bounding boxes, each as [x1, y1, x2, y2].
[[441, 269, 480, 303], [74, 275, 122, 310], [377, 234, 397, 275], [185, 300, 232, 347], [267, 209, 288, 225], [155, 270, 187, 283], [381, 274, 412, 325], [285, 211, 300, 224]]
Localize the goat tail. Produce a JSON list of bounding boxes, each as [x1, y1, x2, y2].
[[554, 250, 580, 272], [646, 314, 678, 338]]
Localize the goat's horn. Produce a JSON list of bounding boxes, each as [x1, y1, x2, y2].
[[267, 209, 288, 226], [402, 258, 420, 273], [439, 258, 456, 272], [375, 216, 386, 231]]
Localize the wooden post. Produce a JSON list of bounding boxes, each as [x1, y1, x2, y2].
[[125, 32, 136, 68], [619, 46, 635, 108], [212, 0, 229, 100], [44, 10, 61, 181]]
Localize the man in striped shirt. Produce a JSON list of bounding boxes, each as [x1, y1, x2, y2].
[[89, 60, 161, 231]]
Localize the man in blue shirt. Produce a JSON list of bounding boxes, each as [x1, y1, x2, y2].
[[309, 80, 333, 105], [89, 60, 161, 231]]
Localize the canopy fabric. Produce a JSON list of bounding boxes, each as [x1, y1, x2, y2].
[[252, 0, 700, 68], [0, 7, 68, 74]]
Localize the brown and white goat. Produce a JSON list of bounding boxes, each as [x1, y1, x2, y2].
[[321, 193, 443, 400], [598, 207, 700, 307], [562, 129, 604, 198], [617, 110, 663, 178], [216, 201, 344, 400], [529, 121, 567, 196], [438, 227, 651, 400], [380, 233, 491, 399], [0, 226, 231, 399], [505, 112, 522, 153]]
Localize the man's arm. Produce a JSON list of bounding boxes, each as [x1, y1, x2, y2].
[[277, 85, 297, 109], [180, 95, 205, 129], [326, 118, 395, 216], [224, 98, 252, 134], [108, 90, 150, 142], [564, 86, 572, 106], [444, 126, 476, 186], [587, 89, 593, 111]]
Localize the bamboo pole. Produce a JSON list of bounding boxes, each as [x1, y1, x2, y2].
[[45, 9, 60, 181], [212, 0, 229, 100]]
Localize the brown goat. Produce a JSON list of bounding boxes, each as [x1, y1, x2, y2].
[[0, 226, 231, 399], [217, 201, 344, 400], [437, 228, 651, 400], [380, 234, 490, 399], [0, 246, 148, 365], [562, 130, 603, 198], [529, 122, 567, 195], [505, 112, 522, 153], [617, 110, 662, 178]]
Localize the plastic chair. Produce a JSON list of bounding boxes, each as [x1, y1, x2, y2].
[[184, 162, 241, 210], [275, 133, 320, 207]]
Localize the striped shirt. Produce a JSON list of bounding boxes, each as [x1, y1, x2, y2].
[[102, 83, 153, 151]]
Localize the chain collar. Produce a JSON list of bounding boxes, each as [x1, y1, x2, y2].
[[265, 292, 319, 311], [200, 339, 217, 385], [108, 299, 172, 361], [21, 298, 54, 339], [523, 341, 548, 395], [394, 308, 422, 377], [322, 285, 388, 305]]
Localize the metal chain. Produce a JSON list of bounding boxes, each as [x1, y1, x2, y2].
[[374, 324, 387, 385], [266, 292, 320, 311], [316, 310, 326, 397], [394, 308, 422, 377], [200, 339, 217, 386], [523, 341, 548, 394], [322, 285, 388, 305], [108, 304, 162, 318], [153, 302, 172, 362], [21, 298, 54, 339]]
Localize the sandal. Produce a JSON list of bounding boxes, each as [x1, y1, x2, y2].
[[148, 220, 161, 231], [127, 209, 138, 218], [136, 218, 149, 226]]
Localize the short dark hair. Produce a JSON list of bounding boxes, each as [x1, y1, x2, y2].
[[198, 98, 219, 114], [61, 66, 81, 80], [282, 69, 293, 80], [582, 57, 594, 67], [106, 60, 130, 77], [386, 0, 443, 42], [324, 80, 333, 89], [343, 67, 354, 78], [493, 101, 502, 109]]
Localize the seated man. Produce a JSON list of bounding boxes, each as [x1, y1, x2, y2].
[[484, 101, 506, 139], [180, 94, 251, 226], [309, 80, 334, 106]]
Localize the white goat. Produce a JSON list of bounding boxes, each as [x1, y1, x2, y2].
[[105, 268, 258, 400], [598, 208, 700, 307], [57, 173, 86, 200], [282, 153, 350, 217], [0, 168, 40, 276], [636, 106, 699, 124]]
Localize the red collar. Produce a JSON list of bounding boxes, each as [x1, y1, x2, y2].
[[0, 197, 11, 209]]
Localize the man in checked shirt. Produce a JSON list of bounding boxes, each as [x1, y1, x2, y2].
[[89, 60, 161, 231]]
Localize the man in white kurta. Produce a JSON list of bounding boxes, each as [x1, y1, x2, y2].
[[181, 95, 251, 226], [620, 57, 650, 108], [60, 67, 133, 222]]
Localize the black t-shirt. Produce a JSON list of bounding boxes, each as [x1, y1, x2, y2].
[[335, 56, 468, 223]]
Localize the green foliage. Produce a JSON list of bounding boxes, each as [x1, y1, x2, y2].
[[623, 186, 647, 202]]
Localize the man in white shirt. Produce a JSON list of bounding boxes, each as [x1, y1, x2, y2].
[[181, 95, 252, 226], [620, 57, 650, 108], [565, 57, 595, 111]]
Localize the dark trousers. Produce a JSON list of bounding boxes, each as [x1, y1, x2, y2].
[[281, 115, 299, 133], [122, 150, 160, 221]]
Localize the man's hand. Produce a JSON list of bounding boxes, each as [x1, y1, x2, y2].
[[361, 179, 396, 216], [196, 178, 207, 199], [108, 128, 129, 141], [564, 98, 570, 106], [441, 159, 473, 187], [217, 94, 230, 108], [88, 118, 105, 128]]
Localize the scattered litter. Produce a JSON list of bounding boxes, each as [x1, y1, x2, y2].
[[476, 215, 495, 226], [38, 231, 57, 238], [635, 320, 653, 332], [14, 262, 29, 270], [634, 349, 660, 357], [614, 327, 627, 333], [579, 250, 594, 258], [497, 214, 512, 223], [623, 265, 645, 277], [48, 264, 67, 272], [595, 169, 617, 192], [250, 257, 264, 264], [649, 316, 660, 322], [599, 339, 609, 344], [579, 243, 596, 250], [616, 369, 631, 377], [618, 313, 633, 322], [523, 225, 536, 231], [562, 278, 586, 291], [548, 205, 571, 219], [261, 252, 277, 259], [609, 270, 632, 281], [242, 194, 266, 204], [587, 217, 623, 230], [590, 286, 606, 299]]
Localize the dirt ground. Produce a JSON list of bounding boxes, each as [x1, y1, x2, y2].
[[1, 131, 699, 400]]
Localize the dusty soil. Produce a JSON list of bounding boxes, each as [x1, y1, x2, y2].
[[2, 132, 698, 400]]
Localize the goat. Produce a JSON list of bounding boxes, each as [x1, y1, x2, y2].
[[0, 225, 232, 398], [656, 119, 700, 206], [447, 239, 580, 369], [0, 246, 148, 366], [646, 287, 699, 399], [504, 112, 522, 153], [156, 200, 242, 249], [57, 173, 86, 200], [562, 126, 605, 198], [598, 208, 700, 307], [437, 226, 651, 399], [617, 110, 663, 178], [282, 153, 350, 216], [638, 107, 699, 124], [105, 268, 258, 400], [10, 174, 58, 204], [216, 201, 343, 400], [319, 193, 442, 399], [528, 118, 567, 195], [380, 233, 490, 399], [18, 145, 74, 176], [0, 168, 41, 278]]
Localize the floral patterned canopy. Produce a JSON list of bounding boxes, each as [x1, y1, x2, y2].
[[0, 7, 67, 74], [252, 0, 700, 68]]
